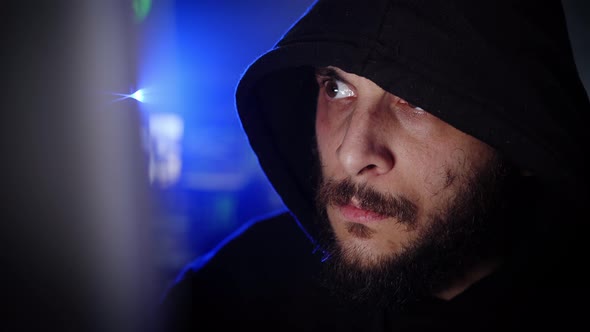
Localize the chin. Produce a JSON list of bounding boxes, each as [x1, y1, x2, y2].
[[333, 223, 410, 269]]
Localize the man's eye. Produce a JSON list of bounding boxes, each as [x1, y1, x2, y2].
[[323, 79, 355, 99]]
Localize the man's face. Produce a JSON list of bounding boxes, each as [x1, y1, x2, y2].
[[314, 66, 509, 305]]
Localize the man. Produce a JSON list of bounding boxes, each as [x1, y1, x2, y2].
[[159, 0, 589, 330]]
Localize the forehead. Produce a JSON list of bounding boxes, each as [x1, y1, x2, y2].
[[315, 66, 358, 80]]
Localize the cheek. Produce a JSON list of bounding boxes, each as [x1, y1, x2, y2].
[[315, 106, 335, 162], [419, 140, 494, 199], [315, 106, 328, 139], [420, 149, 463, 197]]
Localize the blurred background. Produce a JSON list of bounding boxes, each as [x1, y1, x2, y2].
[[136, 0, 317, 295], [1, 0, 587, 331]]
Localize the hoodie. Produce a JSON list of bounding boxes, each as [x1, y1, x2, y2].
[[236, 0, 589, 243], [161, 0, 590, 330]]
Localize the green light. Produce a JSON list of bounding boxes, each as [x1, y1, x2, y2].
[[215, 195, 236, 229], [133, 0, 152, 23]]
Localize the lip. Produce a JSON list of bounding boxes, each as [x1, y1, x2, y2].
[[337, 203, 388, 223]]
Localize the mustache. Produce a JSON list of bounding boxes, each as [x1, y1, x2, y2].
[[317, 178, 418, 225]]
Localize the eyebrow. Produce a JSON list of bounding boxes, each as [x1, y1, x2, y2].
[[315, 67, 347, 83]]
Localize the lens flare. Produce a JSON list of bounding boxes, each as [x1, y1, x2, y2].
[[130, 89, 145, 102], [110, 89, 147, 103]]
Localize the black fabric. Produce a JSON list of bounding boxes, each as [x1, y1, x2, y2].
[[233, 0, 590, 315], [158, 213, 583, 331], [236, 0, 590, 243], [157, 212, 375, 331], [161, 0, 590, 330]]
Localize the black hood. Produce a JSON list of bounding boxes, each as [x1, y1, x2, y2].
[[235, 0, 590, 255]]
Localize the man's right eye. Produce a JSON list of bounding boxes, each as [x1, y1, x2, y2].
[[322, 79, 355, 99]]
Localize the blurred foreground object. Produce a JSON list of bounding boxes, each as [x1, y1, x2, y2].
[[1, 1, 158, 331]]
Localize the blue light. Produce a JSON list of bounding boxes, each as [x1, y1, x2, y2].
[[130, 89, 145, 102], [138, 0, 317, 278], [147, 113, 184, 188], [110, 88, 148, 103]]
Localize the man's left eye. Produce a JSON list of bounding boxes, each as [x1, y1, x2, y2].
[[323, 79, 355, 99]]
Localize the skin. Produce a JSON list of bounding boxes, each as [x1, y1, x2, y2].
[[314, 66, 501, 300]]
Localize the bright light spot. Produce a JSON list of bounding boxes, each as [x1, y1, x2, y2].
[[149, 113, 184, 141], [147, 113, 184, 187], [110, 88, 149, 104], [130, 89, 145, 102]]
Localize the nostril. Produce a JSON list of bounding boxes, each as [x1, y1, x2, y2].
[[358, 164, 377, 175]]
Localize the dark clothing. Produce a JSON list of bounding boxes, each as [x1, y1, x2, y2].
[[160, 0, 590, 330], [159, 212, 584, 331], [236, 0, 590, 241], [158, 212, 368, 332]]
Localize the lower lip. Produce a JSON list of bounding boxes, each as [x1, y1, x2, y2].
[[337, 204, 388, 223]]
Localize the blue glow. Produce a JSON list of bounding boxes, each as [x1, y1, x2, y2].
[[130, 89, 145, 102], [173, 208, 288, 281], [149, 113, 183, 140], [110, 88, 149, 103], [147, 113, 184, 187], [138, 0, 317, 280]]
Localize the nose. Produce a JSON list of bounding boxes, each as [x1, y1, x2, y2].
[[337, 98, 395, 177]]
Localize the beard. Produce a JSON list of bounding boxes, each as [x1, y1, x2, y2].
[[313, 153, 515, 311]]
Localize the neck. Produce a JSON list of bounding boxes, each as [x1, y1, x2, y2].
[[434, 258, 502, 300]]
